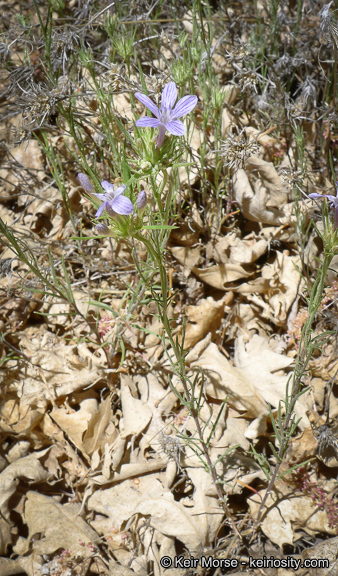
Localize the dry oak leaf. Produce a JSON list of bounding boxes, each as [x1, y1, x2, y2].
[[88, 474, 167, 531], [0, 557, 34, 576], [51, 396, 99, 453], [120, 375, 152, 438], [0, 518, 12, 556], [235, 335, 310, 430], [190, 342, 268, 418], [229, 235, 268, 265], [249, 486, 335, 546], [233, 167, 286, 225], [0, 449, 51, 519], [232, 252, 301, 323], [82, 396, 116, 456], [170, 245, 202, 270], [301, 536, 338, 576], [205, 232, 268, 266], [17, 491, 98, 559], [134, 498, 204, 556], [0, 139, 44, 196], [16, 327, 105, 407], [182, 293, 233, 349], [192, 262, 252, 290], [43, 289, 99, 327], [185, 467, 223, 544], [261, 251, 302, 324]]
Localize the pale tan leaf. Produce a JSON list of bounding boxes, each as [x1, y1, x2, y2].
[[190, 342, 268, 418], [88, 475, 167, 530], [233, 168, 285, 225], [183, 294, 233, 348], [82, 397, 114, 456], [120, 375, 152, 438], [50, 397, 98, 450], [0, 519, 12, 556], [0, 450, 50, 519], [170, 245, 202, 269], [235, 334, 310, 430], [21, 492, 98, 558], [134, 498, 204, 555], [192, 263, 252, 290], [249, 488, 335, 546]]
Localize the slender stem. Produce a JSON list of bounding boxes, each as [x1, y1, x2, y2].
[[135, 229, 241, 537], [250, 252, 333, 541]]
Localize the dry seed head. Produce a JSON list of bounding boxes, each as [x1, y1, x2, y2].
[[157, 432, 184, 466], [236, 69, 259, 92], [20, 83, 64, 126], [219, 129, 260, 170], [12, 124, 33, 145], [279, 168, 303, 190], [106, 65, 127, 91], [160, 29, 171, 45], [225, 45, 249, 64]]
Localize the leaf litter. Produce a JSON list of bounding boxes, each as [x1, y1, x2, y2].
[[0, 0, 338, 575]]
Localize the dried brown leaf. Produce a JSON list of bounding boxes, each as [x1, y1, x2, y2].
[[82, 397, 114, 456]]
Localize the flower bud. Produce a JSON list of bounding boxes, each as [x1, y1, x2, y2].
[[136, 190, 147, 210], [78, 173, 94, 193], [95, 223, 110, 235]]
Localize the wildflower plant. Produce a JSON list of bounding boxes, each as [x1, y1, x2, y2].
[[72, 70, 239, 535], [3, 0, 338, 567]]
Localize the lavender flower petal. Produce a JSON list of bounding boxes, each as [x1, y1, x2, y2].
[[110, 195, 134, 215], [135, 93, 160, 118], [165, 120, 186, 136], [78, 173, 94, 193], [171, 95, 198, 120], [309, 193, 338, 209], [113, 184, 127, 197], [309, 193, 336, 202], [101, 181, 116, 193], [135, 117, 162, 128], [93, 192, 110, 201], [309, 191, 338, 229], [95, 203, 106, 218], [161, 82, 177, 111]]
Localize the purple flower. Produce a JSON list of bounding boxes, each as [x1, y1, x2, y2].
[[135, 81, 198, 148], [309, 185, 338, 229], [93, 181, 134, 218]]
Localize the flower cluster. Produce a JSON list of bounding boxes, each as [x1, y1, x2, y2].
[[296, 469, 338, 531], [78, 174, 146, 218], [77, 81, 197, 238]]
